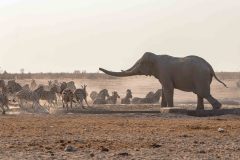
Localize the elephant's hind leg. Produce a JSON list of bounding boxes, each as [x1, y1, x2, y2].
[[196, 95, 204, 110], [206, 95, 221, 110]]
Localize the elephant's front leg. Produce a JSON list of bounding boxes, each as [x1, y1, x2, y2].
[[161, 90, 167, 107], [161, 84, 174, 107], [164, 88, 174, 107]]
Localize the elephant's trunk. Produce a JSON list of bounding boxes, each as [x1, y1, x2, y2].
[[99, 68, 138, 77], [100, 57, 142, 77]]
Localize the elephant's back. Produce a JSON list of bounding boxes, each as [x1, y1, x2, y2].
[[181, 55, 211, 72], [170, 55, 212, 92]]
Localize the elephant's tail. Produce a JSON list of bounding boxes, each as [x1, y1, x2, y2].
[[213, 74, 228, 88], [210, 67, 228, 88]]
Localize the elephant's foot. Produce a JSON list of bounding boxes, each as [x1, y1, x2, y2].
[[206, 95, 222, 110], [212, 101, 222, 110], [196, 105, 204, 110], [161, 102, 167, 107], [167, 102, 174, 107], [161, 98, 168, 107]]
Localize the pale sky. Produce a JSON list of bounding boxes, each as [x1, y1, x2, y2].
[[0, 0, 240, 73]]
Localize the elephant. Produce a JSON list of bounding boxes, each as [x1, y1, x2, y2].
[[99, 52, 227, 110]]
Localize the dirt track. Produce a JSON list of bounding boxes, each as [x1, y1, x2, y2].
[[0, 113, 240, 160]]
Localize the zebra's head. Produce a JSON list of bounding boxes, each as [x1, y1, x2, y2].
[[126, 89, 132, 99], [99, 89, 109, 99], [112, 91, 120, 98], [81, 84, 88, 97], [50, 84, 61, 93]]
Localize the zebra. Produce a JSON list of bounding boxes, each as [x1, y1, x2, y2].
[[0, 91, 9, 114], [66, 81, 76, 91], [60, 81, 76, 93], [93, 89, 109, 104], [121, 89, 132, 104], [53, 80, 60, 86], [0, 80, 6, 88], [74, 85, 89, 108], [146, 91, 154, 98], [62, 88, 74, 110], [15, 86, 43, 108], [106, 91, 120, 104], [7, 80, 22, 94], [30, 79, 37, 91], [60, 82, 68, 94], [48, 80, 53, 87], [0, 81, 9, 114], [149, 89, 162, 103], [38, 85, 60, 107], [22, 84, 30, 91], [237, 80, 240, 88], [132, 89, 162, 104], [90, 91, 98, 101]]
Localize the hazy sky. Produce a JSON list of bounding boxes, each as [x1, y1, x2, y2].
[[0, 0, 240, 73]]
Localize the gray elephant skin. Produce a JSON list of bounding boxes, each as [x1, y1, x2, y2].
[[99, 52, 227, 110]]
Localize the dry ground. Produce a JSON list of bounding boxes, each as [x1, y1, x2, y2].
[[0, 114, 240, 160], [0, 77, 240, 159]]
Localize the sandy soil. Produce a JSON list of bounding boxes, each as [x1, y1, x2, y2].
[[0, 77, 240, 159], [0, 113, 240, 160]]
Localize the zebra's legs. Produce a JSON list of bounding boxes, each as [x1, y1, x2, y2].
[[2, 108, 5, 114], [84, 98, 89, 107], [62, 99, 65, 108], [1, 105, 5, 114], [4, 104, 9, 111], [66, 103, 68, 111], [80, 100, 86, 109]]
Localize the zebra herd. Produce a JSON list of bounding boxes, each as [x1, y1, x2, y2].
[[0, 79, 162, 114], [90, 88, 162, 105]]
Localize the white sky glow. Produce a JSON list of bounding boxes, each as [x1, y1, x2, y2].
[[0, 0, 240, 73]]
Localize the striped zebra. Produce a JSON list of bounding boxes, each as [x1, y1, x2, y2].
[[106, 91, 120, 104], [62, 88, 74, 110], [22, 84, 30, 91], [74, 85, 89, 108], [60, 82, 68, 94], [67, 81, 76, 91], [237, 80, 240, 88], [121, 89, 132, 104], [93, 89, 109, 104], [30, 79, 37, 91], [0, 80, 5, 88], [132, 89, 162, 104], [146, 91, 154, 98], [0, 81, 9, 114], [7, 80, 22, 94], [15, 86, 43, 108], [38, 85, 60, 107], [60, 81, 76, 93], [0, 91, 9, 114], [90, 91, 98, 101]]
